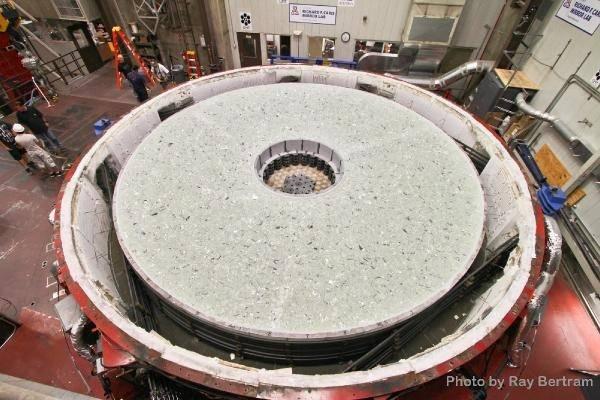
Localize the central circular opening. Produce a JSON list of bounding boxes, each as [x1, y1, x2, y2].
[[255, 139, 343, 195]]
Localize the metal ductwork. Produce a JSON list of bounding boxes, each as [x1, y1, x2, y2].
[[70, 314, 94, 362], [509, 216, 562, 368], [385, 60, 495, 90], [515, 92, 593, 160]]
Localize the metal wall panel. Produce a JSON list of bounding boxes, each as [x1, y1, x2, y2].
[[224, 0, 495, 68], [225, 0, 414, 66], [522, 1, 600, 241], [451, 0, 505, 50]]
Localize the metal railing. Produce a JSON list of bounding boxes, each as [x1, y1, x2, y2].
[[39, 49, 86, 87], [0, 50, 87, 116], [269, 55, 357, 69]]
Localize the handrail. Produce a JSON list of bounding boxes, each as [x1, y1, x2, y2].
[[269, 55, 357, 69]]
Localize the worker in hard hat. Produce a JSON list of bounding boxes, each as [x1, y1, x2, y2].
[[0, 121, 32, 174], [12, 123, 62, 177], [15, 99, 65, 154]]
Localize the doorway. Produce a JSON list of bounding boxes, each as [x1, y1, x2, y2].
[[237, 32, 262, 67], [280, 35, 291, 57], [308, 37, 335, 58], [67, 22, 103, 73], [266, 34, 291, 59]]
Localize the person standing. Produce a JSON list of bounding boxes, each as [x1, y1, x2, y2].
[[117, 54, 133, 85], [12, 123, 61, 177], [0, 121, 31, 173], [127, 65, 149, 103], [15, 100, 64, 153], [150, 59, 170, 90]]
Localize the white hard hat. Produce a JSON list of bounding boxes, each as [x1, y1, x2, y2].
[[12, 123, 25, 133]]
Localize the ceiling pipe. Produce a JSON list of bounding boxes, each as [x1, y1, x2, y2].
[[385, 60, 495, 90], [515, 92, 594, 159]]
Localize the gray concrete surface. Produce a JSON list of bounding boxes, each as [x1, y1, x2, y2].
[[0, 374, 97, 400], [113, 83, 485, 337]]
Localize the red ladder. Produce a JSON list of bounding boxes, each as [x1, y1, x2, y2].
[[182, 50, 201, 80], [111, 26, 155, 88]]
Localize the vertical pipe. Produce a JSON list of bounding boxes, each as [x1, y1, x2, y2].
[[182, 0, 201, 62], [198, 0, 216, 65], [111, 0, 130, 36], [52, 60, 67, 84], [550, 39, 571, 70]]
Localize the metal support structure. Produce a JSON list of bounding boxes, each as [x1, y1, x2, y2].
[[562, 154, 600, 195], [10, 1, 37, 22], [20, 26, 60, 58], [171, 0, 200, 61], [111, 0, 131, 36], [198, 0, 216, 65], [133, 0, 167, 35]]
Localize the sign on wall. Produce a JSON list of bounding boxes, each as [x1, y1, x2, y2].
[[289, 3, 337, 25], [338, 0, 355, 6], [555, 0, 600, 35], [240, 12, 253, 31], [592, 67, 600, 86]]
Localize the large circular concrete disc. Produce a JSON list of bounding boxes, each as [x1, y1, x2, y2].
[[113, 83, 485, 339]]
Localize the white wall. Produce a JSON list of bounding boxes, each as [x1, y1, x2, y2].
[[79, 0, 101, 21], [224, 0, 477, 67], [225, 0, 412, 67], [451, 0, 505, 54], [521, 1, 600, 241]]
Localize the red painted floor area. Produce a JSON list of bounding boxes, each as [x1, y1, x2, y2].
[[487, 273, 600, 400], [1, 63, 599, 399], [0, 307, 106, 396], [0, 64, 137, 398], [403, 272, 600, 400]]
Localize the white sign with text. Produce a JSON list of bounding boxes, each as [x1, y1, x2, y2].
[[289, 3, 337, 25], [555, 0, 600, 35]]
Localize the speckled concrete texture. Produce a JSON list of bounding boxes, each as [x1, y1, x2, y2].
[[113, 83, 485, 337]]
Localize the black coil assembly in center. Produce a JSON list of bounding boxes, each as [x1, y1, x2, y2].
[[262, 152, 336, 188]]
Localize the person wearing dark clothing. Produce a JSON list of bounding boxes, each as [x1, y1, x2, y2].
[[0, 121, 31, 173], [127, 66, 149, 103], [15, 100, 63, 152], [117, 54, 133, 84]]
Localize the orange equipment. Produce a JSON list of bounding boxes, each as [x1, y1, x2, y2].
[[182, 50, 201, 80], [111, 26, 155, 88]]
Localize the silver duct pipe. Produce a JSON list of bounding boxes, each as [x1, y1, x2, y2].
[[70, 314, 94, 362], [509, 216, 562, 368], [385, 60, 495, 90], [515, 92, 593, 158]]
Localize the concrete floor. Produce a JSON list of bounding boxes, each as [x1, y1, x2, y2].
[[0, 63, 138, 398], [0, 63, 599, 399]]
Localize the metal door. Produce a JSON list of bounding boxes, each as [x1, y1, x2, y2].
[[67, 22, 103, 73], [237, 33, 262, 67]]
